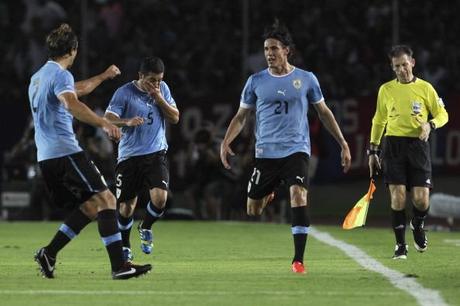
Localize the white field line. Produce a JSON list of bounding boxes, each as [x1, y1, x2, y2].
[[310, 228, 448, 306]]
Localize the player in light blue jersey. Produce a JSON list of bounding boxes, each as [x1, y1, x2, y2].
[[31, 23, 151, 280], [221, 20, 351, 274], [104, 57, 179, 261]]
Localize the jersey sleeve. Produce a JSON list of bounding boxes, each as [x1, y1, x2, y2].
[[307, 73, 324, 104], [105, 88, 126, 118], [240, 75, 256, 109], [425, 84, 449, 129], [160, 82, 176, 106], [370, 85, 388, 145], [54, 70, 75, 97]]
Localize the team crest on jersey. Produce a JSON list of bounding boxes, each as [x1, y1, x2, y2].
[[292, 79, 302, 89], [411, 101, 422, 115]]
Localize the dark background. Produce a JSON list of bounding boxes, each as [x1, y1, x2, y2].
[[1, 0, 459, 221]]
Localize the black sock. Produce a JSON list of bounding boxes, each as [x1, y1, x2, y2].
[[412, 206, 428, 228], [391, 209, 406, 245], [291, 206, 310, 263], [98, 209, 124, 271], [142, 201, 164, 229], [45, 208, 92, 258], [117, 213, 133, 248]]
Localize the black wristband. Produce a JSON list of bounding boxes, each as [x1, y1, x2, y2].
[[367, 149, 381, 156], [429, 121, 436, 130]]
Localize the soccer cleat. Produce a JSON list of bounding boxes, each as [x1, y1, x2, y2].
[[392, 243, 408, 259], [410, 220, 428, 252], [138, 223, 153, 254], [291, 261, 306, 274], [34, 248, 56, 278], [112, 262, 152, 280], [122, 247, 134, 262]]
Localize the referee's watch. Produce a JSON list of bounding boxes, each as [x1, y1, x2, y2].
[[366, 148, 381, 156]]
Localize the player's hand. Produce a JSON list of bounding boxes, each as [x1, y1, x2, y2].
[[103, 65, 121, 80], [126, 116, 144, 127], [415, 117, 431, 142], [220, 141, 235, 169], [341, 142, 351, 173], [144, 81, 162, 99], [368, 154, 381, 178], [102, 119, 121, 142]]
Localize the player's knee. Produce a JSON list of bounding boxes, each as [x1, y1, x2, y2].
[[90, 190, 116, 211], [412, 195, 429, 210], [290, 186, 307, 205], [151, 189, 168, 208], [247, 203, 259, 216], [119, 202, 135, 217], [390, 189, 406, 209], [79, 203, 97, 220]]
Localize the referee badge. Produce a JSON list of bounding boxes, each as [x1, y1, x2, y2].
[[411, 101, 422, 115], [293, 79, 302, 89]]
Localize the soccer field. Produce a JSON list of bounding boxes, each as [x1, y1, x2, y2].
[[0, 221, 459, 306]]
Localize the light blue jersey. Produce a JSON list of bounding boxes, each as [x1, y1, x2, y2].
[[28, 61, 82, 162], [106, 81, 176, 162], [240, 67, 324, 159]]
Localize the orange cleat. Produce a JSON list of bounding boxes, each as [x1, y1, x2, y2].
[[291, 261, 306, 274]]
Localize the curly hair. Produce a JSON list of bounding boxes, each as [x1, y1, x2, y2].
[[46, 23, 78, 59]]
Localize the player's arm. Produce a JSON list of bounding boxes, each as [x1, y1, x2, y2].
[[220, 107, 252, 169], [104, 112, 144, 127], [368, 86, 387, 177], [144, 81, 179, 124], [152, 94, 180, 124], [58, 92, 121, 141], [313, 100, 351, 173], [417, 86, 449, 141], [75, 65, 121, 97]]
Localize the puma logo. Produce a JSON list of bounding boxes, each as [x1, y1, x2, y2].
[[277, 89, 286, 96], [296, 176, 304, 183]]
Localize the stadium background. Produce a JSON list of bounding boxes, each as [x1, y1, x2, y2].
[[0, 0, 459, 222]]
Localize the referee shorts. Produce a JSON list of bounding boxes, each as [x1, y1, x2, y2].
[[382, 136, 432, 190]]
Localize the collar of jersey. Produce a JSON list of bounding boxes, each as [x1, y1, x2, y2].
[[47, 60, 65, 70], [132, 80, 150, 95], [267, 66, 296, 78]]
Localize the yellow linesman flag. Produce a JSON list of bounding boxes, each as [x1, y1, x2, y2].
[[342, 179, 376, 230]]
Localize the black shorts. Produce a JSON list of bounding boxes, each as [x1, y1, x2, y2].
[[115, 151, 169, 202], [39, 151, 108, 208], [382, 136, 432, 189], [247, 152, 309, 200]]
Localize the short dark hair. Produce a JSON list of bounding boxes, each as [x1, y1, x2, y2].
[[262, 19, 294, 49], [139, 57, 165, 74], [388, 45, 413, 60], [46, 23, 78, 59]]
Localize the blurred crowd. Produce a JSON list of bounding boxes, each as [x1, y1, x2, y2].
[[1, 0, 459, 220]]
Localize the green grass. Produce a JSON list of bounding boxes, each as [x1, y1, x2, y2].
[[0, 221, 459, 306]]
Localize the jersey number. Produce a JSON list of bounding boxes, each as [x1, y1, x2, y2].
[[147, 112, 154, 125], [274, 101, 288, 114]]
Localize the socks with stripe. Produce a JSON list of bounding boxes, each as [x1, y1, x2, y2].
[[291, 206, 310, 263], [98, 209, 124, 271], [391, 209, 406, 245], [141, 201, 164, 229], [117, 213, 133, 248], [411, 206, 428, 228], [45, 208, 92, 258]]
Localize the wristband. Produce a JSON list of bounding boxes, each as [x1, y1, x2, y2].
[[429, 121, 436, 130], [366, 149, 381, 156]]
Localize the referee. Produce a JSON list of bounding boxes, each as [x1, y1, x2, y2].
[[368, 45, 448, 259]]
